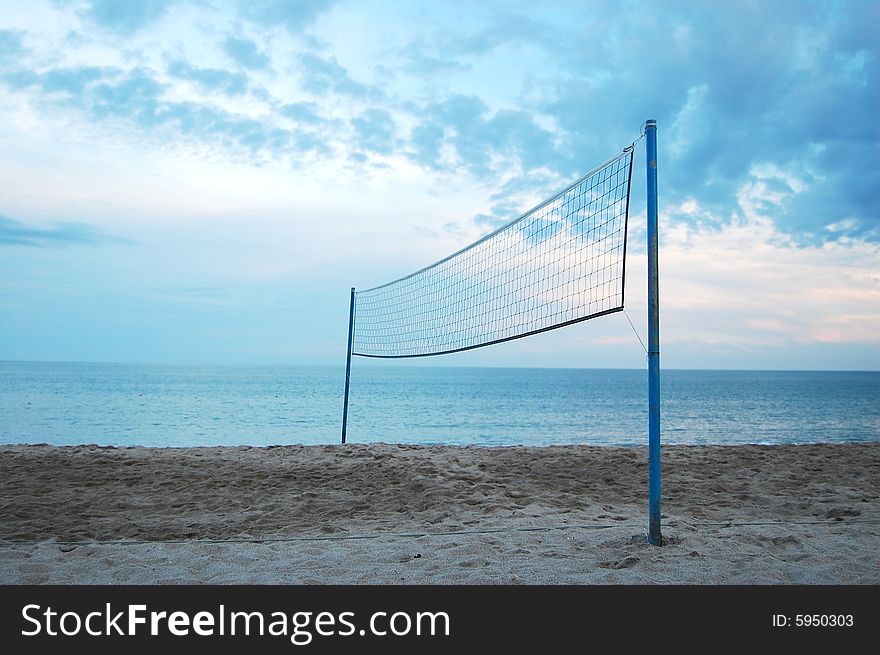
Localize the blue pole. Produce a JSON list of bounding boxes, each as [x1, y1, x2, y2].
[[645, 119, 662, 545], [341, 287, 356, 444]]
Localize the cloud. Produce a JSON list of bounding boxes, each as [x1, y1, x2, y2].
[[607, 162, 880, 360], [408, 122, 445, 169], [0, 30, 24, 66], [534, 1, 879, 241], [351, 108, 396, 155], [158, 101, 293, 155], [167, 59, 248, 95], [89, 68, 164, 126], [1, 1, 877, 244], [223, 36, 270, 70], [399, 42, 467, 76], [434, 12, 561, 57], [1, 70, 39, 89], [0, 216, 130, 248], [84, 0, 172, 33], [238, 0, 338, 31], [5, 63, 303, 159], [7, 2, 870, 246], [653, 204, 880, 350], [408, 94, 556, 175], [298, 53, 375, 98], [41, 66, 109, 94], [280, 101, 323, 125], [3, 64, 116, 98]]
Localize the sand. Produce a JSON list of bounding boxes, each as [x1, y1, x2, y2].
[[0, 443, 877, 584]]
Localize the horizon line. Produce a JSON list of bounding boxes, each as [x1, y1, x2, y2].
[[1, 359, 878, 374]]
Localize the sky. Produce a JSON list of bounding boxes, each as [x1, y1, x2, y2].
[[0, 0, 877, 370]]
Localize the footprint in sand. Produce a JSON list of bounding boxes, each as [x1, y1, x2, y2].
[[824, 508, 861, 520], [598, 555, 640, 570]]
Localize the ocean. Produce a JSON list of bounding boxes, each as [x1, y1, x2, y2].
[[0, 362, 877, 447]]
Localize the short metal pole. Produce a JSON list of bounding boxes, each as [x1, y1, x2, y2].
[[341, 287, 356, 444], [645, 119, 662, 546]]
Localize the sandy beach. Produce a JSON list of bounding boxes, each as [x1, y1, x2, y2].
[[0, 443, 877, 584]]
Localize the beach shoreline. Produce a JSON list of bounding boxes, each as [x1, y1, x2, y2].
[[1, 443, 877, 584]]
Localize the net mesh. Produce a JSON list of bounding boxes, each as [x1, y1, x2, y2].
[[352, 148, 634, 358]]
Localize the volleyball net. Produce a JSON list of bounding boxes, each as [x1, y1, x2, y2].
[[351, 147, 634, 358]]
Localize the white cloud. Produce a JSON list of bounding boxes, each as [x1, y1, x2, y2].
[[623, 180, 880, 351]]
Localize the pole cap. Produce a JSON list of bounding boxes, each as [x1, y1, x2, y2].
[[645, 119, 657, 127]]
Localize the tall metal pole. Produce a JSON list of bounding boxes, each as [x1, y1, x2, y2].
[[645, 119, 662, 545], [341, 287, 356, 444]]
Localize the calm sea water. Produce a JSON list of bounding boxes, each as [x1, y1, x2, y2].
[[0, 362, 877, 447]]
